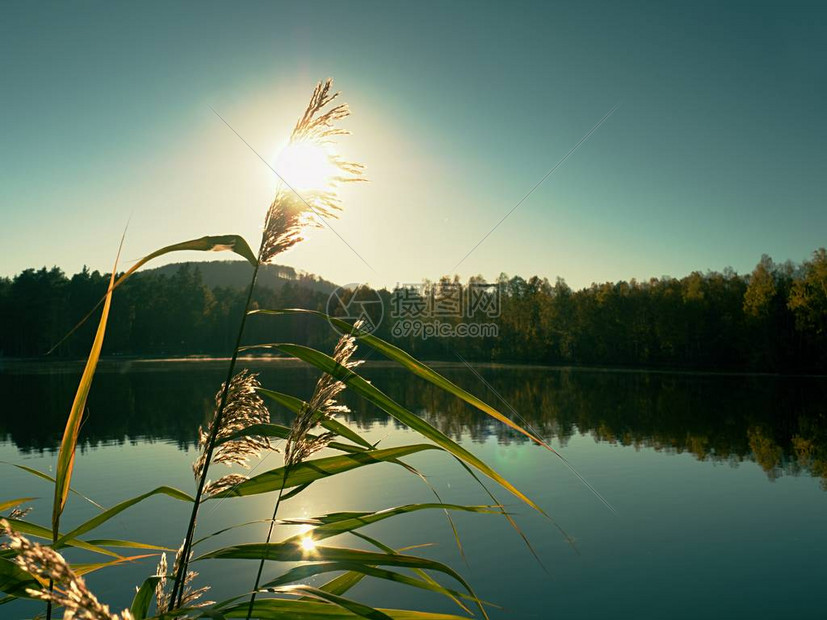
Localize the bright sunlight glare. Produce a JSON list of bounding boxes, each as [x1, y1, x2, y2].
[[275, 141, 337, 191], [300, 536, 317, 553]]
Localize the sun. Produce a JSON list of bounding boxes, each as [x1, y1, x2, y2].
[[275, 141, 337, 192]]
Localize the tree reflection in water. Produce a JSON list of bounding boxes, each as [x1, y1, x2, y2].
[[2, 362, 825, 487]]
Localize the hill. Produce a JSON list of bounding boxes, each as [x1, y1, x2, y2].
[[142, 260, 338, 294]]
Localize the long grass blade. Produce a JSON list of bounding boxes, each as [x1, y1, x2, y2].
[[218, 425, 461, 553], [0, 498, 36, 513], [264, 563, 481, 613], [0, 557, 42, 597], [0, 462, 104, 510], [3, 518, 171, 557], [130, 575, 163, 620], [54, 486, 194, 547], [280, 503, 498, 544], [71, 553, 156, 576], [83, 539, 175, 552], [215, 598, 470, 619], [47, 234, 257, 355], [197, 542, 460, 573], [198, 543, 473, 593], [4, 518, 124, 559], [340, 533, 476, 617], [209, 445, 439, 498], [264, 585, 393, 620], [192, 520, 274, 548], [201, 543, 486, 618], [52, 250, 120, 539]]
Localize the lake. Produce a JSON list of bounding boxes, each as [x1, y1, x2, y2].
[[2, 360, 826, 619]]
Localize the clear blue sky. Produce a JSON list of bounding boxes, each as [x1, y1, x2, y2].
[[2, 1, 825, 290]]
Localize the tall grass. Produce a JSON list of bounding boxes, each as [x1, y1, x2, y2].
[[0, 79, 557, 620]]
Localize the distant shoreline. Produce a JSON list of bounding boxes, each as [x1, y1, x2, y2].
[[2, 356, 825, 379]]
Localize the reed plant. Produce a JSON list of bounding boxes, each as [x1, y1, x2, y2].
[[0, 79, 557, 620]]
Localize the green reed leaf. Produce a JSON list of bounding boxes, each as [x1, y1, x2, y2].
[[318, 569, 366, 597], [212, 598, 469, 619], [208, 445, 438, 498], [84, 539, 175, 552], [281, 503, 498, 544], [197, 543, 470, 591], [266, 564, 483, 614], [357, 533, 476, 617], [52, 254, 119, 539], [0, 557, 41, 597], [47, 234, 257, 355], [0, 462, 104, 510], [201, 542, 486, 619], [5, 518, 123, 559], [264, 585, 393, 620], [0, 498, 36, 513], [72, 553, 156, 576], [54, 486, 193, 547], [130, 575, 163, 620]]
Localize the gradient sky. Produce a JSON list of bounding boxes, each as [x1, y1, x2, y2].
[[2, 1, 825, 290]]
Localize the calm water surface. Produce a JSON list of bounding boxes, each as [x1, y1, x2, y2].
[[1, 361, 826, 619]]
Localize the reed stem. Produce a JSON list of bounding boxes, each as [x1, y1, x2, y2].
[[169, 252, 262, 610], [244, 467, 289, 620]]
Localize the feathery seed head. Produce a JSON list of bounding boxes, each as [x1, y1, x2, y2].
[[193, 370, 272, 480], [1, 519, 133, 619], [285, 323, 363, 466], [203, 474, 250, 497], [154, 552, 168, 614], [260, 78, 365, 264], [154, 540, 211, 614], [8, 506, 32, 520]]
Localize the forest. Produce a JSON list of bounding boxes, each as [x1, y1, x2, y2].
[[1, 248, 825, 373]]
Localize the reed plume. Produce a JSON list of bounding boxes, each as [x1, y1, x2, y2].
[[203, 473, 251, 498], [285, 322, 363, 466], [7, 506, 32, 520], [260, 78, 365, 264], [1, 519, 133, 620], [154, 552, 167, 613], [193, 370, 271, 487], [154, 541, 211, 615]]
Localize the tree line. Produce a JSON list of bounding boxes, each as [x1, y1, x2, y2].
[[0, 249, 825, 372]]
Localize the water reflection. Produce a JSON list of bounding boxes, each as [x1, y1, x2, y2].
[[1, 361, 825, 487]]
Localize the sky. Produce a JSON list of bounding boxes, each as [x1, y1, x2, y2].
[[1, 1, 825, 291]]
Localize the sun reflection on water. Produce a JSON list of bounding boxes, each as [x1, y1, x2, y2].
[[300, 535, 317, 553]]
